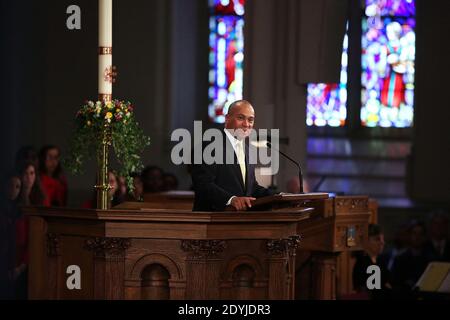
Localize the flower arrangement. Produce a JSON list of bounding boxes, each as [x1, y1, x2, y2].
[[65, 99, 150, 186]]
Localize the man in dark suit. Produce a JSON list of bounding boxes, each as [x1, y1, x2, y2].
[[191, 100, 273, 211], [424, 210, 450, 262]]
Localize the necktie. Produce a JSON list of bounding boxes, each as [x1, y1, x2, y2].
[[236, 140, 246, 186]]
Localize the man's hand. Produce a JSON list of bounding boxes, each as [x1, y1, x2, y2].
[[230, 196, 256, 211]]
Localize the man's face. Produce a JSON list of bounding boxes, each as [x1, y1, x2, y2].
[[225, 102, 255, 139], [410, 225, 426, 249], [430, 217, 449, 240], [367, 234, 385, 257]]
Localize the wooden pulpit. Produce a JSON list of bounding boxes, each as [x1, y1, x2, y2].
[[25, 206, 311, 300], [25, 192, 373, 300], [239, 193, 374, 300], [292, 195, 373, 300]]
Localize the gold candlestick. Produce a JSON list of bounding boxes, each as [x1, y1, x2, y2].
[[97, 0, 113, 210], [95, 125, 112, 210]]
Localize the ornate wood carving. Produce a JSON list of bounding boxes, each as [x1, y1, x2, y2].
[[266, 239, 287, 256], [287, 235, 302, 253], [84, 237, 131, 258], [267, 236, 302, 257], [46, 233, 60, 257], [335, 197, 368, 213], [181, 240, 226, 259]]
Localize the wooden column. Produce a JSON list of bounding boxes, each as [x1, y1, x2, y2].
[[182, 240, 226, 299], [310, 252, 339, 300], [28, 216, 47, 299], [286, 235, 302, 299], [266, 239, 290, 299], [46, 233, 62, 299], [85, 237, 130, 299]]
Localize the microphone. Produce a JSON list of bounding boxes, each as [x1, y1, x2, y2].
[[266, 141, 304, 193]]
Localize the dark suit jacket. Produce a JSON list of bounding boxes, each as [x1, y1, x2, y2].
[[423, 239, 450, 262], [191, 133, 272, 211]]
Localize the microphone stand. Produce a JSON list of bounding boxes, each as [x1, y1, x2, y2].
[[267, 141, 304, 193]]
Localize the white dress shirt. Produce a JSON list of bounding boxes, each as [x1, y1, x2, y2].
[[224, 129, 246, 205]]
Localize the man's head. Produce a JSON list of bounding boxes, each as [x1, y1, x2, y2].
[[141, 165, 164, 193], [428, 210, 449, 241], [366, 224, 385, 257], [225, 100, 255, 139], [407, 220, 426, 250]]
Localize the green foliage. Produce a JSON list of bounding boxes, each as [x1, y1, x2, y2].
[[65, 100, 150, 185]]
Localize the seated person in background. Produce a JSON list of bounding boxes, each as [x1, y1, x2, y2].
[[82, 170, 121, 208], [116, 175, 128, 204], [39, 145, 68, 207], [126, 172, 143, 201], [379, 222, 410, 272], [162, 172, 178, 192], [0, 173, 22, 299], [391, 220, 434, 296], [14, 146, 39, 172], [17, 162, 49, 207], [424, 210, 450, 262], [352, 224, 392, 299], [141, 165, 164, 193], [16, 162, 50, 299]]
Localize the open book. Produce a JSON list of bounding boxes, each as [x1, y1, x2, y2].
[[415, 262, 450, 293]]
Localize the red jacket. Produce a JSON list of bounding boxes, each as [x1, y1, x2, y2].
[[40, 174, 68, 207]]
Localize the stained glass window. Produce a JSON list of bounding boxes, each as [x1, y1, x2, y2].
[[306, 28, 349, 127], [361, 0, 415, 127], [208, 0, 245, 123]]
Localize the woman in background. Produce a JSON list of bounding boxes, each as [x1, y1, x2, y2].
[[39, 145, 68, 207], [16, 162, 49, 299], [82, 170, 121, 208], [0, 173, 22, 299]]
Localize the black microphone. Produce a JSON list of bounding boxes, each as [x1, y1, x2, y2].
[[266, 141, 304, 193]]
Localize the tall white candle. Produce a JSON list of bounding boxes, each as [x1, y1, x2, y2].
[[98, 0, 113, 101], [99, 0, 112, 47]]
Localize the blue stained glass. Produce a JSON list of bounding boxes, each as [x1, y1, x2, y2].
[[208, 0, 245, 123]]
